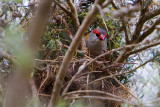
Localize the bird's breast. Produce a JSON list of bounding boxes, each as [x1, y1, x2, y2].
[[87, 39, 107, 57]]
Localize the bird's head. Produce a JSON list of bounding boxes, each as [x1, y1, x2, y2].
[[93, 28, 107, 41]]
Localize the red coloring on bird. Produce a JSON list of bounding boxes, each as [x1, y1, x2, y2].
[[104, 34, 107, 38], [93, 29, 101, 36], [93, 29, 107, 40], [99, 35, 104, 40]]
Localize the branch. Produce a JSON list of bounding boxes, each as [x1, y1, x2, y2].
[[53, 0, 71, 16], [127, 40, 160, 55], [65, 0, 87, 51], [110, 0, 130, 44], [132, 8, 160, 43], [102, 0, 111, 9], [140, 0, 151, 16], [136, 18, 160, 43], [63, 90, 136, 105], [48, 1, 106, 106], [110, 0, 118, 9], [0, 51, 16, 64], [108, 72, 140, 102], [63, 90, 124, 100], [131, 17, 145, 42], [66, 0, 80, 30], [65, 96, 137, 105], [144, 8, 160, 21], [121, 18, 130, 44], [28, 0, 53, 50], [54, 0, 86, 51]]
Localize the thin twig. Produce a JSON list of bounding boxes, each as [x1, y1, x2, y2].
[[63, 90, 129, 100], [108, 72, 140, 102], [65, 95, 137, 105], [136, 18, 160, 43], [127, 40, 160, 55]]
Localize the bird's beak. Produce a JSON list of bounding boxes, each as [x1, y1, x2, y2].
[[99, 34, 105, 40]]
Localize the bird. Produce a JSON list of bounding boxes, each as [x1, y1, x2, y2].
[[85, 28, 108, 57]]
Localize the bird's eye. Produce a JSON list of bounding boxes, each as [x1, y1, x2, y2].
[[96, 33, 99, 37], [93, 29, 101, 37]]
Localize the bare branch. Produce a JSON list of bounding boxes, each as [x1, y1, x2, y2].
[[127, 40, 160, 55], [102, 0, 111, 9], [48, 1, 106, 106], [66, 0, 80, 31], [65, 0, 87, 51], [110, 0, 118, 9], [136, 18, 160, 43], [110, 0, 130, 44], [65, 96, 137, 105], [0, 51, 16, 64], [28, 0, 52, 50], [140, 0, 151, 16], [63, 90, 123, 100], [131, 17, 145, 42], [132, 8, 160, 43], [53, 0, 71, 16], [144, 8, 160, 21], [121, 18, 130, 44]]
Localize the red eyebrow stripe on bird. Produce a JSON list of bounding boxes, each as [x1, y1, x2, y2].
[[104, 34, 107, 38], [93, 29, 101, 36]]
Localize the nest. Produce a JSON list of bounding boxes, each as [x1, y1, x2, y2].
[[33, 52, 131, 106]]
